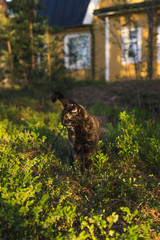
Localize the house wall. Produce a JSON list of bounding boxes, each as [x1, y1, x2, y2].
[[53, 23, 107, 81], [154, 14, 160, 79], [100, 0, 145, 8], [98, 0, 160, 82], [51, 0, 160, 82], [0, 2, 8, 54], [0, 0, 7, 12], [92, 20, 106, 80], [53, 26, 93, 81], [108, 12, 149, 81], [55, 12, 152, 82]]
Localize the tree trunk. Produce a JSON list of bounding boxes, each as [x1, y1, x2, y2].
[[46, 26, 51, 81], [29, 19, 35, 70], [7, 40, 14, 87]]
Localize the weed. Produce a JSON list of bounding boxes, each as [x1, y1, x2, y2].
[[0, 88, 159, 239]]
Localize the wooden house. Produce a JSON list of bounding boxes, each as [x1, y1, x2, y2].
[[2, 0, 158, 82], [40, 0, 99, 81], [0, 0, 7, 13], [40, 0, 160, 82], [0, 0, 7, 48], [94, 0, 160, 82]]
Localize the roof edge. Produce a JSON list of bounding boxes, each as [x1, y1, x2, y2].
[[94, 0, 160, 18], [63, 24, 92, 29], [83, 0, 99, 24]]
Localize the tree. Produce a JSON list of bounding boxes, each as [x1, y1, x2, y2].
[[0, 2, 15, 86], [0, 0, 47, 84]]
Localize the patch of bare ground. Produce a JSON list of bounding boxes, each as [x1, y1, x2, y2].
[[67, 80, 160, 125], [68, 84, 121, 107], [68, 80, 160, 108], [67, 86, 115, 128]]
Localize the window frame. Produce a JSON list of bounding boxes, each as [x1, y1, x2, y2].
[[64, 33, 91, 70], [121, 27, 142, 65], [157, 26, 160, 63]]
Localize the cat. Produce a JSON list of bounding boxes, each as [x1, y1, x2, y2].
[[51, 91, 100, 174]]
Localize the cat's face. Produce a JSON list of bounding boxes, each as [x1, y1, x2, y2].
[[50, 92, 62, 102], [61, 104, 82, 128]]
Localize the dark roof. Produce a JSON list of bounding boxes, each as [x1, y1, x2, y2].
[[39, 0, 90, 27], [94, 0, 160, 18]]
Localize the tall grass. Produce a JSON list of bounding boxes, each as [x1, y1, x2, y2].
[[0, 88, 159, 239]]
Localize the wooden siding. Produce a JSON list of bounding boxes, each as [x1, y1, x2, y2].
[[93, 21, 106, 80], [108, 12, 149, 81], [53, 26, 93, 81], [95, 0, 160, 81], [100, 0, 145, 9]]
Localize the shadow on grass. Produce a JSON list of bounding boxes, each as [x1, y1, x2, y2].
[[0, 197, 25, 239]]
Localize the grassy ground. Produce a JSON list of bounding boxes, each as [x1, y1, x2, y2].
[[0, 82, 160, 239]]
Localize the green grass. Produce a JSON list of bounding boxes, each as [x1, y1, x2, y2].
[[0, 86, 160, 239]]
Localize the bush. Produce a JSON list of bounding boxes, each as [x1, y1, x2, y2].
[[0, 95, 159, 239], [116, 111, 160, 168]]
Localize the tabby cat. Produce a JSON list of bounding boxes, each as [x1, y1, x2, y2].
[[51, 92, 99, 174]]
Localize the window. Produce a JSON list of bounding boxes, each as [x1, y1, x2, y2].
[[157, 26, 160, 62], [122, 27, 142, 65], [64, 33, 91, 69]]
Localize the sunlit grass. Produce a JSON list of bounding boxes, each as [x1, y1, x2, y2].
[[0, 86, 159, 239]]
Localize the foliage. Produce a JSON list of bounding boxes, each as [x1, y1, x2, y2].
[[116, 111, 160, 168], [0, 0, 43, 82], [0, 0, 69, 90], [0, 89, 160, 239]]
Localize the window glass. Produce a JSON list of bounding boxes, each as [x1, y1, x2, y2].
[[64, 33, 91, 69], [128, 30, 138, 60], [68, 37, 79, 66], [157, 26, 160, 62], [122, 27, 142, 65]]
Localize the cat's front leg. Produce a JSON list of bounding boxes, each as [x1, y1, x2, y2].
[[68, 130, 75, 168], [68, 141, 75, 167]]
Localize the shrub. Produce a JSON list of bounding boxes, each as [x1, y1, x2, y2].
[[116, 111, 160, 169], [116, 111, 141, 161], [0, 93, 159, 239]]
